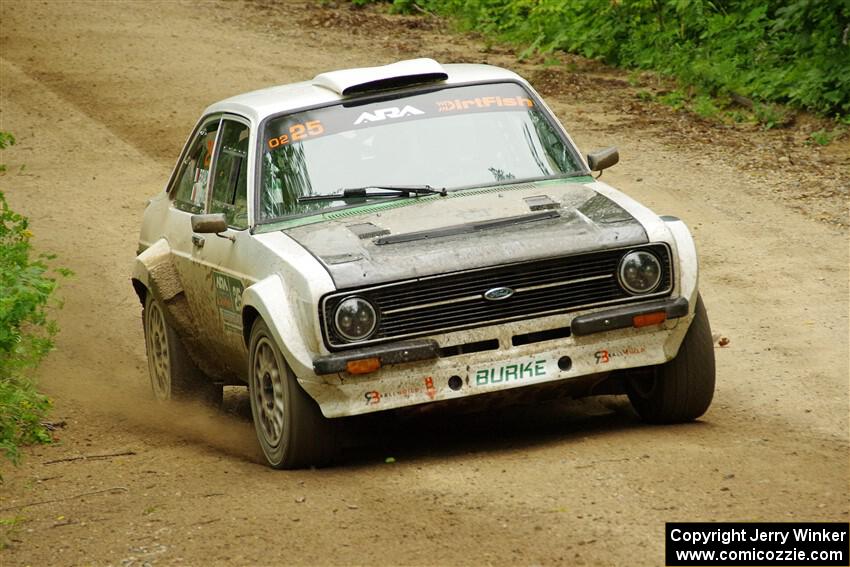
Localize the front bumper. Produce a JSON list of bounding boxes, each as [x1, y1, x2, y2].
[[301, 298, 694, 418]]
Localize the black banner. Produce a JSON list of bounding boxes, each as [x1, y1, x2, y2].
[[666, 522, 849, 566], [263, 82, 536, 151]]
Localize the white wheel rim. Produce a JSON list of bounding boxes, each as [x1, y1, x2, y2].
[[147, 301, 171, 400], [252, 337, 285, 447]]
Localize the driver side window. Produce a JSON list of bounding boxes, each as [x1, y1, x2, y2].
[[210, 119, 250, 229], [172, 118, 221, 213]]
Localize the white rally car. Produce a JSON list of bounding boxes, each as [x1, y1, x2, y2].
[[132, 59, 715, 469]]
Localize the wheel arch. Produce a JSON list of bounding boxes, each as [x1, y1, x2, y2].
[[131, 277, 148, 306], [131, 238, 184, 305], [242, 305, 261, 349], [241, 274, 322, 383]]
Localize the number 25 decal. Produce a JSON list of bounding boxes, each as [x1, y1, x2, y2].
[[267, 120, 324, 149]]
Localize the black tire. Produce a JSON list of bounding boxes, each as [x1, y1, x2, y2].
[[626, 294, 715, 423], [248, 318, 335, 469], [143, 293, 221, 405]]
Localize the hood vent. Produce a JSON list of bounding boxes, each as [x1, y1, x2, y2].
[[524, 195, 560, 211], [347, 222, 390, 239]]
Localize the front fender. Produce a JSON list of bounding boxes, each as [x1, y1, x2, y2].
[[241, 274, 320, 384], [663, 216, 700, 312], [130, 237, 182, 302]]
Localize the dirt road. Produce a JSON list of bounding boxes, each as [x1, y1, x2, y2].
[[1, 1, 848, 565]]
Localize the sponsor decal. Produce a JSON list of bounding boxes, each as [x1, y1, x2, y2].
[[474, 359, 546, 386], [362, 386, 424, 406], [264, 85, 539, 152], [213, 271, 244, 333], [424, 376, 437, 400], [354, 105, 424, 125], [436, 95, 533, 113], [594, 346, 646, 364], [267, 120, 324, 149], [364, 390, 381, 405]]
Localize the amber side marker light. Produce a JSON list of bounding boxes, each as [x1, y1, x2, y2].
[[346, 358, 382, 374], [633, 311, 667, 328]]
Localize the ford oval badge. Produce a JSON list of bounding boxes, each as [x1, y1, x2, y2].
[[483, 287, 515, 301]]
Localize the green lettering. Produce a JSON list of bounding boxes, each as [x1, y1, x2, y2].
[[534, 360, 546, 376], [492, 366, 504, 383], [505, 364, 518, 381], [475, 369, 489, 386]]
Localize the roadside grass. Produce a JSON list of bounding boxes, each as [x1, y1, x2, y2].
[[349, 0, 849, 140], [0, 132, 69, 479]]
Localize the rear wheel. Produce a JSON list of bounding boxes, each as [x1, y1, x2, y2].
[[248, 319, 335, 469], [627, 294, 715, 423], [143, 293, 220, 405]]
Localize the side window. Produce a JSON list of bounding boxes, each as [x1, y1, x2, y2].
[[210, 120, 250, 229], [172, 119, 221, 213]]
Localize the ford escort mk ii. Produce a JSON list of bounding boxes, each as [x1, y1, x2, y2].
[[132, 59, 715, 469]]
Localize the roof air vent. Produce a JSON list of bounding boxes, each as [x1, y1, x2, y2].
[[312, 58, 448, 96]]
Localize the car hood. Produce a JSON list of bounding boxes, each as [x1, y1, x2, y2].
[[281, 180, 651, 289]]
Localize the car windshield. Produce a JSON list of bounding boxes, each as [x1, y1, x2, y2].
[[259, 82, 584, 221]]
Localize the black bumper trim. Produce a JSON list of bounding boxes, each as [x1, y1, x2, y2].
[[571, 297, 689, 336], [313, 339, 440, 375]]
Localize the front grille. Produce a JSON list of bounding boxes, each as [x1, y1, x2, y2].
[[321, 243, 673, 349]]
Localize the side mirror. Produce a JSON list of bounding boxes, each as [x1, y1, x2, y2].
[[191, 213, 227, 234], [587, 147, 619, 172]]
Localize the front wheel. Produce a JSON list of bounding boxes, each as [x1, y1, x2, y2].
[[248, 319, 335, 469], [627, 294, 715, 423]]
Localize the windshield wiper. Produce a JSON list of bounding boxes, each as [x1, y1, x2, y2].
[[297, 185, 447, 203]]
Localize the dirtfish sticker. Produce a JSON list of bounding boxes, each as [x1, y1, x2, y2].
[[436, 95, 533, 113], [474, 359, 547, 386], [214, 271, 244, 333]]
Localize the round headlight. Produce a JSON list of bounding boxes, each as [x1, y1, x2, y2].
[[618, 251, 662, 294], [334, 297, 377, 342]]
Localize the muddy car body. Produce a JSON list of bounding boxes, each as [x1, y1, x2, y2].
[[132, 59, 715, 468]]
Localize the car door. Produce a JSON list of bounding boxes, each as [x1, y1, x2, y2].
[[162, 115, 230, 376], [184, 116, 255, 380]]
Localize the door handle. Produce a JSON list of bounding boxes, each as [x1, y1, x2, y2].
[[192, 234, 205, 248]]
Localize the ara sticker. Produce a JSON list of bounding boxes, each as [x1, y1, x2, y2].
[[473, 359, 547, 387], [213, 271, 244, 333], [354, 105, 425, 125]]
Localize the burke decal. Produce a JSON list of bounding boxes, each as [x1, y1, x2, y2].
[[474, 359, 546, 386]]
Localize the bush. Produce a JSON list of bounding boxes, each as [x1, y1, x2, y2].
[[358, 0, 850, 119], [0, 134, 66, 473]]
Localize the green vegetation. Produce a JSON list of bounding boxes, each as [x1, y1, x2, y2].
[[356, 0, 849, 121], [0, 132, 66, 475], [0, 515, 27, 550], [809, 126, 845, 146]]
